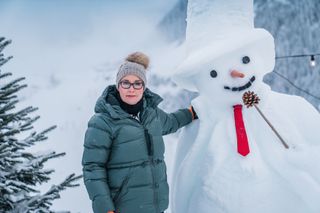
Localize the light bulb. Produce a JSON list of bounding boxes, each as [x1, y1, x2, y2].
[[310, 55, 316, 67]]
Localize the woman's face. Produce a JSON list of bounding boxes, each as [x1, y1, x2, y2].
[[117, 75, 144, 105]]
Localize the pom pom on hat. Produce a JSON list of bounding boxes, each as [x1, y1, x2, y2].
[[126, 52, 149, 69], [116, 52, 149, 87]]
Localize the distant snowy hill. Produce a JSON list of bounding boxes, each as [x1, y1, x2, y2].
[[157, 0, 187, 43]]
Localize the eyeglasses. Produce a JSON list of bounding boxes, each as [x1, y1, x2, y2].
[[119, 80, 144, 90]]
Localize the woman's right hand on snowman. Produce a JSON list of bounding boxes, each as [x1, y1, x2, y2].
[[189, 106, 199, 120]]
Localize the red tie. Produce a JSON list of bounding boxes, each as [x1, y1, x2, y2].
[[233, 104, 250, 156]]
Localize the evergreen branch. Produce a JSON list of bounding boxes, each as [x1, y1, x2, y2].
[[0, 84, 28, 100], [40, 125, 57, 135], [19, 115, 40, 132], [7, 168, 54, 186], [0, 148, 11, 158], [16, 174, 82, 212], [0, 71, 12, 79], [0, 142, 10, 152], [4, 180, 39, 194], [20, 125, 57, 146], [0, 128, 20, 138], [1, 77, 26, 91], [0, 38, 12, 53], [35, 151, 66, 166], [2, 152, 64, 187], [0, 125, 53, 153], [0, 95, 17, 104], [0, 108, 40, 136], [35, 125, 57, 141], [0, 100, 19, 114], [4, 125, 56, 152], [19, 125, 56, 148], [0, 56, 13, 67]]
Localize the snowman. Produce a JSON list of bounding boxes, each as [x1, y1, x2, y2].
[[171, 0, 320, 213]]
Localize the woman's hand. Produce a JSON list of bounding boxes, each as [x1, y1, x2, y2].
[[189, 106, 198, 120], [107, 211, 114, 213]]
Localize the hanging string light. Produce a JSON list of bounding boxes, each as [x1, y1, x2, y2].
[[273, 53, 320, 101], [310, 55, 316, 67], [276, 53, 319, 68]]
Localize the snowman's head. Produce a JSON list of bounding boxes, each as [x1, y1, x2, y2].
[[173, 29, 275, 106]]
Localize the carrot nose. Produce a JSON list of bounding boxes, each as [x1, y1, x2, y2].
[[231, 70, 245, 78]]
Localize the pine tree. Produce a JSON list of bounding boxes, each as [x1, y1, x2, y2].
[[0, 37, 82, 213]]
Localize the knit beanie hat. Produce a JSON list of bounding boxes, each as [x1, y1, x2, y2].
[[116, 52, 150, 87]]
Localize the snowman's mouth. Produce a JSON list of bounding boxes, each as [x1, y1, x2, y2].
[[224, 76, 256, 92]]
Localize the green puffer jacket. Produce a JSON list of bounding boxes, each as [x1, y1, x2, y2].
[[82, 85, 192, 213]]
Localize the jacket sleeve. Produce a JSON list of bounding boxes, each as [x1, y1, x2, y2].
[[156, 108, 193, 135], [82, 114, 115, 213]]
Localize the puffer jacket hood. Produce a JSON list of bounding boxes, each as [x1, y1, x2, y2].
[[94, 85, 163, 119]]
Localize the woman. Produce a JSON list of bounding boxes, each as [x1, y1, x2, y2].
[[82, 52, 197, 213]]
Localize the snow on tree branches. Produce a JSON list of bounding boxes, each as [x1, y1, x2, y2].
[[0, 37, 82, 213]]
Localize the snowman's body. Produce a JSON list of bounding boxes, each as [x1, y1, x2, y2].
[[172, 85, 320, 213]]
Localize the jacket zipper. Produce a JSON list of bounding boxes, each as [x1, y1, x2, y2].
[[144, 128, 158, 212], [129, 116, 159, 212], [150, 157, 159, 213], [144, 129, 154, 156]]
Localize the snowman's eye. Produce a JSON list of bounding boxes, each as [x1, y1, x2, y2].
[[242, 56, 250, 64], [210, 70, 218, 78]]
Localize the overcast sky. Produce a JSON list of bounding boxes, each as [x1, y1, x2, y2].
[[0, 0, 179, 81], [0, 0, 177, 46]]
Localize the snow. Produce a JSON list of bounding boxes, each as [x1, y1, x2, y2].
[[1, 0, 320, 212], [172, 0, 320, 212], [186, 0, 254, 53]]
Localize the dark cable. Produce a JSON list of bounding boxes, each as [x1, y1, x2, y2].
[[271, 70, 320, 101], [276, 53, 320, 59]]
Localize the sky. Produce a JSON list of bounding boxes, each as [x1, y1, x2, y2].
[[0, 0, 177, 65], [0, 0, 175, 44]]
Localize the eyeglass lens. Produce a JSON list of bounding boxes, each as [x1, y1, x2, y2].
[[120, 81, 144, 89]]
